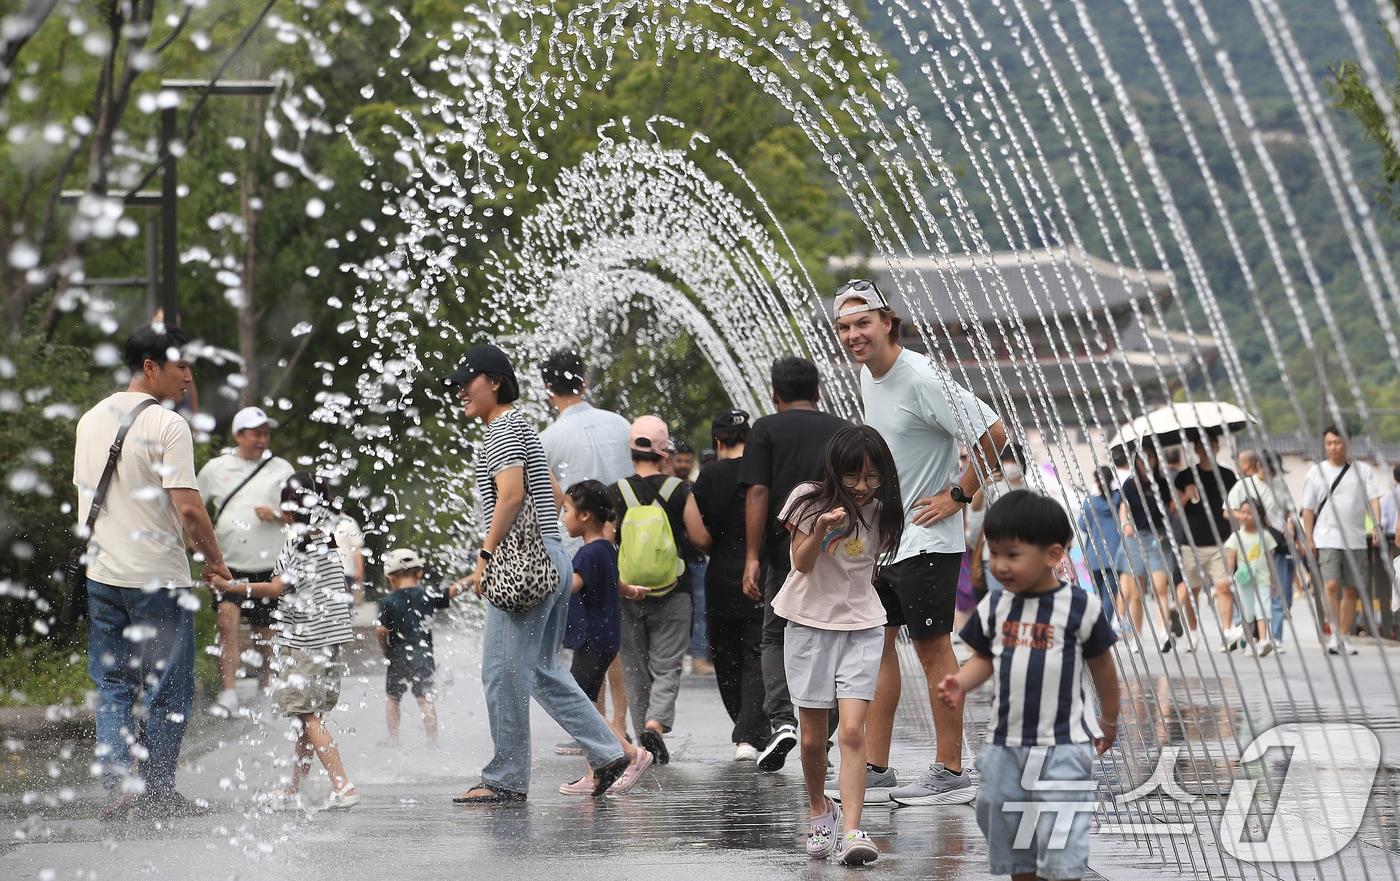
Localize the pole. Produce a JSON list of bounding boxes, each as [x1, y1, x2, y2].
[[160, 105, 178, 324]]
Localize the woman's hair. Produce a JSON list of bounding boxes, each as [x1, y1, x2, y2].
[[485, 371, 520, 404], [566, 479, 613, 524], [1093, 465, 1116, 496], [787, 425, 903, 554]]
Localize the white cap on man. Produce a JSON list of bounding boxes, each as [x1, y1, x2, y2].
[[231, 406, 279, 434]]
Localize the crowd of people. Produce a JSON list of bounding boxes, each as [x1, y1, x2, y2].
[[67, 278, 1398, 876]]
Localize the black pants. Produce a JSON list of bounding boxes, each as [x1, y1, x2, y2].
[[570, 647, 616, 702], [760, 563, 797, 730], [708, 614, 769, 746]]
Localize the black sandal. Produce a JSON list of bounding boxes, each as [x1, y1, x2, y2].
[[590, 756, 631, 797], [452, 783, 526, 804]]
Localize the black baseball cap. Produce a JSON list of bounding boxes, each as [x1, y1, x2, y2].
[[711, 408, 750, 433], [444, 343, 516, 388]]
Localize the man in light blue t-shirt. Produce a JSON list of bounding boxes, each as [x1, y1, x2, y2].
[[833, 279, 1007, 808]]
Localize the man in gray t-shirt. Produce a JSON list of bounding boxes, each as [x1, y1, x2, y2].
[[833, 279, 1006, 807]]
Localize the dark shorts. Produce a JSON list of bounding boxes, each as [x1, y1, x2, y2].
[[219, 569, 278, 629], [570, 647, 616, 702], [875, 552, 962, 638], [386, 660, 434, 699]]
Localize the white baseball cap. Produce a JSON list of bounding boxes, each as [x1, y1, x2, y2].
[[384, 548, 425, 575], [833, 279, 891, 318], [231, 406, 279, 434]]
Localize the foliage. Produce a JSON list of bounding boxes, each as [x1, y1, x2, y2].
[[1329, 1, 1400, 220]]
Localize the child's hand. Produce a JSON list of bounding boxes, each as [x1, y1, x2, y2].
[[818, 507, 848, 530], [1094, 718, 1118, 755], [208, 573, 232, 592], [620, 582, 647, 601], [936, 673, 965, 709]]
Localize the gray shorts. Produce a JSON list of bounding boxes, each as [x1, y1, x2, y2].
[[976, 743, 1098, 880], [782, 623, 882, 709], [1318, 548, 1368, 588]]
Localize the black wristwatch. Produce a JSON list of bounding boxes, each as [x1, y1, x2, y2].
[[949, 485, 972, 505], [479, 548, 494, 562]]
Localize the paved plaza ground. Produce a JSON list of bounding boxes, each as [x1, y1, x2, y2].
[[2, 599, 1399, 881]]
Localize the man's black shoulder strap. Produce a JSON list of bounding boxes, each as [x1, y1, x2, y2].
[[81, 398, 160, 541], [213, 455, 276, 525]]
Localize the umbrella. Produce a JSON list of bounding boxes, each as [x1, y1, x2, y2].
[[1109, 401, 1257, 451]]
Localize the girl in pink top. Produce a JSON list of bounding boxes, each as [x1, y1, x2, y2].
[[774, 426, 903, 865]]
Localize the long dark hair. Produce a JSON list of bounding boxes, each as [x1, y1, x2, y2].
[[788, 425, 903, 554]]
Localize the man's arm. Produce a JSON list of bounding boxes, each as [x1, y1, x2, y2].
[[684, 493, 712, 554], [169, 487, 230, 581], [743, 486, 769, 601]]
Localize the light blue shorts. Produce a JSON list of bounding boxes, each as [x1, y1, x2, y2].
[[976, 743, 1098, 880], [1114, 533, 1169, 578]]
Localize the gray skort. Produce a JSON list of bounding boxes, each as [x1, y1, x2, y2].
[[782, 623, 883, 709]]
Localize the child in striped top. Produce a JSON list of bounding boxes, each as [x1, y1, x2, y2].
[[938, 490, 1120, 881], [211, 471, 358, 813]]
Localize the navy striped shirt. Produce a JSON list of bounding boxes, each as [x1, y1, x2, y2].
[[475, 408, 560, 541], [960, 583, 1116, 747]]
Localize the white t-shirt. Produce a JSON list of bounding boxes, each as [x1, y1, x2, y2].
[[1300, 461, 1381, 550], [1226, 474, 1284, 529], [861, 350, 999, 562], [333, 515, 364, 581], [197, 453, 295, 571], [73, 392, 199, 588]]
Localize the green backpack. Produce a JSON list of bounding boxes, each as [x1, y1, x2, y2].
[[616, 476, 685, 596]]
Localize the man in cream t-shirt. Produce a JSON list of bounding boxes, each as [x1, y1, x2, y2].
[[74, 325, 230, 821], [197, 406, 295, 716]]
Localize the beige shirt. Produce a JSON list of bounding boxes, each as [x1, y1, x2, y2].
[[197, 452, 295, 571], [73, 392, 199, 588]]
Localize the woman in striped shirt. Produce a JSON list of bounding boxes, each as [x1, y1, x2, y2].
[[446, 344, 639, 803]]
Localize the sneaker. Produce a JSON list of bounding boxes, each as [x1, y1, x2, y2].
[[132, 789, 210, 820], [805, 797, 842, 859], [322, 786, 360, 811], [827, 765, 899, 804], [1257, 639, 1275, 657], [638, 728, 669, 766], [558, 776, 595, 795], [1159, 636, 1175, 653], [1328, 635, 1342, 655], [554, 741, 584, 756], [1181, 627, 1199, 653], [1169, 609, 1184, 637], [757, 724, 798, 772], [889, 763, 976, 806], [608, 747, 655, 795], [1126, 635, 1143, 655], [734, 743, 759, 762], [209, 688, 239, 718], [96, 792, 139, 822], [837, 829, 880, 866]]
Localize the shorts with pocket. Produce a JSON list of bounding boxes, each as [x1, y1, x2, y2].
[[386, 657, 435, 700], [782, 623, 883, 709], [273, 644, 345, 716], [1318, 547, 1368, 587], [1179, 544, 1229, 592], [1114, 533, 1168, 578], [874, 552, 962, 638], [976, 743, 1098, 880]]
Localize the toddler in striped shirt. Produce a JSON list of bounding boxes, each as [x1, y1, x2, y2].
[[938, 490, 1120, 881]]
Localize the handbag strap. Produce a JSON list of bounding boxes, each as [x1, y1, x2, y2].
[[79, 398, 160, 546], [213, 455, 275, 525]]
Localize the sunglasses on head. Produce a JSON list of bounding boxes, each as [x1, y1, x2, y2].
[[837, 278, 877, 296]]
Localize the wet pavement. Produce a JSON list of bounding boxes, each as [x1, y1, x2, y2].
[[2, 596, 1399, 881]]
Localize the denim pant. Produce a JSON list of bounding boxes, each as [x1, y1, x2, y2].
[[480, 538, 625, 794], [689, 559, 709, 660], [1090, 569, 1119, 627], [1270, 551, 1296, 642], [86, 580, 195, 795]]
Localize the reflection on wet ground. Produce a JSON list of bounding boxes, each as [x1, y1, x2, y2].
[[2, 599, 1398, 880]]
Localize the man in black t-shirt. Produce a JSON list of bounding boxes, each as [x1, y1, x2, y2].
[[607, 416, 712, 765], [737, 357, 851, 771], [693, 409, 769, 759], [1173, 434, 1238, 649]]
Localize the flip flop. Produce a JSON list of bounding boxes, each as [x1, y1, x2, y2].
[[452, 783, 526, 804]]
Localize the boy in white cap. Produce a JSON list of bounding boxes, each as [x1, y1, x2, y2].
[[376, 548, 458, 747], [196, 406, 295, 716]]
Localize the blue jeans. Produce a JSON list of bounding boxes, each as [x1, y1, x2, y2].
[[1270, 552, 1296, 642], [1090, 569, 1119, 626], [689, 559, 709, 660], [480, 538, 625, 793], [86, 580, 195, 795]]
